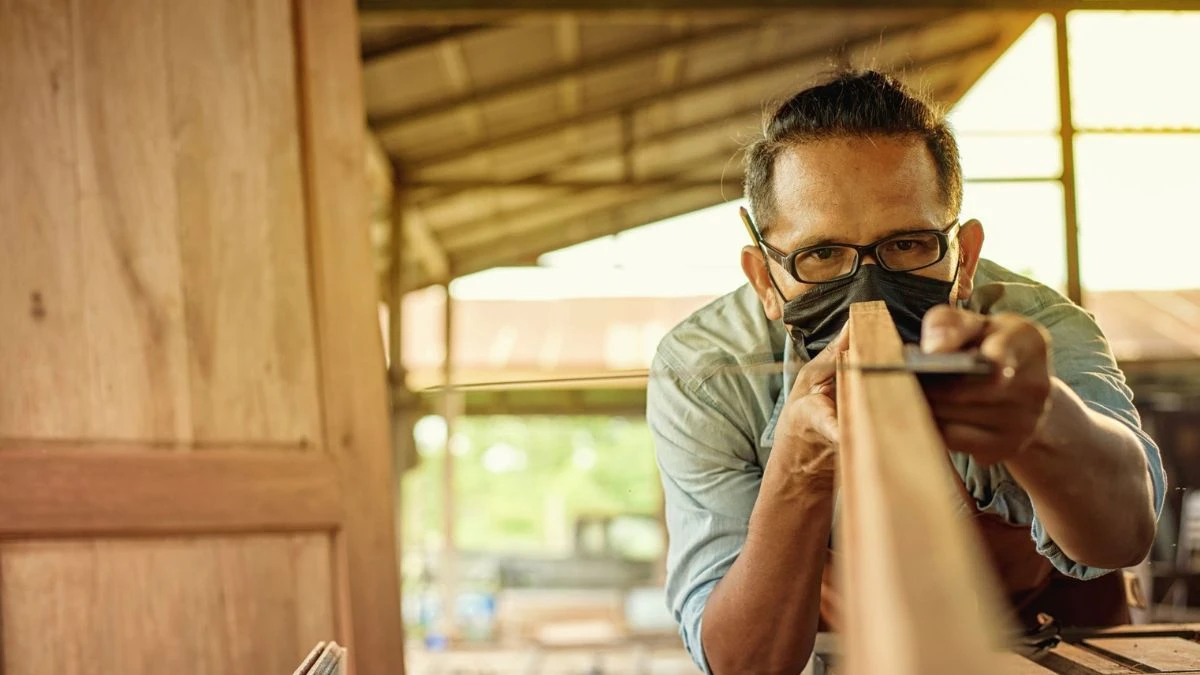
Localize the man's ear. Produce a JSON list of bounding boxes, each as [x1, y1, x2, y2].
[[953, 219, 985, 301], [741, 245, 782, 320]]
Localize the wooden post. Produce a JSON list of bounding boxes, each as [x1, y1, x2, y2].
[[1054, 10, 1083, 307], [439, 283, 461, 643], [296, 0, 408, 671], [836, 302, 1014, 674]]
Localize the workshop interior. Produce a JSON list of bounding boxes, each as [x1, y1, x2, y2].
[[2, 1, 1200, 674]]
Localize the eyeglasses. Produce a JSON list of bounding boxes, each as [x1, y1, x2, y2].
[[739, 207, 960, 284]]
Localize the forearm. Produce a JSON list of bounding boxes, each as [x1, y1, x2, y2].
[[1005, 378, 1156, 569], [700, 459, 834, 675]]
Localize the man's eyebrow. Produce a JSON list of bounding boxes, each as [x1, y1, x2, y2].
[[791, 224, 941, 250]]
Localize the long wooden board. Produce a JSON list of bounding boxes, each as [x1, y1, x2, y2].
[[1083, 637, 1200, 672], [812, 629, 1200, 674], [836, 301, 1014, 675]]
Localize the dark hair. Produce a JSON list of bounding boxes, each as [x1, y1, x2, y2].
[[743, 69, 962, 234]]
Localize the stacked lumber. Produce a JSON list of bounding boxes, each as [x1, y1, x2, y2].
[[293, 642, 346, 675]]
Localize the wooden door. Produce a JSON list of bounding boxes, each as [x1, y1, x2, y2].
[[0, 0, 405, 673]]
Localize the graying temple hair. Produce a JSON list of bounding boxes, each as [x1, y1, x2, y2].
[[743, 69, 963, 234]]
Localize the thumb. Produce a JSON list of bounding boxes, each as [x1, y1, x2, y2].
[[796, 325, 849, 393]]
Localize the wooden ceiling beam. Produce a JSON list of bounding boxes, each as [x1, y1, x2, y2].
[[554, 15, 583, 116], [421, 30, 1003, 244], [360, 0, 1200, 13], [438, 55, 992, 274], [398, 201, 452, 282], [437, 38, 487, 141], [936, 11, 1033, 106], [361, 24, 495, 61], [370, 20, 757, 129], [392, 14, 1031, 288], [387, 11, 960, 169], [658, 15, 688, 87], [449, 183, 729, 277], [431, 125, 760, 250], [405, 97, 770, 204], [441, 136, 751, 255], [384, 142, 453, 282]]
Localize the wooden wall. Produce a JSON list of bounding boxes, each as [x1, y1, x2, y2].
[[0, 0, 405, 673]]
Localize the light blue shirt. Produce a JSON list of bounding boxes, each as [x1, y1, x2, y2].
[[646, 259, 1166, 674]]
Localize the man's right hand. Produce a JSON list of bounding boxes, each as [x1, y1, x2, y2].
[[700, 329, 846, 674], [772, 327, 849, 484]]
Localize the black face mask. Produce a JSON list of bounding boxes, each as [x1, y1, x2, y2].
[[782, 264, 957, 361]]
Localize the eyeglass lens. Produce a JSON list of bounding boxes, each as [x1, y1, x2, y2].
[[793, 232, 944, 282]]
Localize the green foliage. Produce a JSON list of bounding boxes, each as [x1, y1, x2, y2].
[[401, 415, 662, 555]]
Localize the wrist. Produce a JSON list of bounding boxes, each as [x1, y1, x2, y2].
[[765, 437, 838, 498], [753, 458, 836, 546], [1006, 379, 1075, 478]]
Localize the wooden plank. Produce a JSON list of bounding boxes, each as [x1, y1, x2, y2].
[[166, 0, 322, 444], [0, 0, 88, 440], [295, 0, 407, 673], [1, 534, 335, 675], [993, 653, 1059, 674], [836, 301, 1013, 675], [72, 0, 193, 441], [1037, 643, 1137, 675], [0, 447, 341, 536], [1074, 624, 1200, 638], [1084, 637, 1200, 672]]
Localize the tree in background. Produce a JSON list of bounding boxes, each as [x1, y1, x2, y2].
[[403, 415, 662, 556]]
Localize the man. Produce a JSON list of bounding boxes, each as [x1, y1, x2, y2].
[[646, 69, 1165, 675]]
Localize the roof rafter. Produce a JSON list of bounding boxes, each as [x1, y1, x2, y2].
[[371, 20, 758, 129], [402, 97, 770, 204], [450, 183, 729, 278], [387, 10, 965, 170], [426, 29, 1006, 250], [439, 55, 990, 274], [399, 201, 453, 282], [554, 14, 583, 116], [439, 135, 759, 254], [361, 24, 495, 61]]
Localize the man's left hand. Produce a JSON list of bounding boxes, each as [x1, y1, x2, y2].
[[920, 305, 1053, 465]]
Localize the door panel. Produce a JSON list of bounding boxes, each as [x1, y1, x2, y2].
[[1, 535, 335, 675], [0, 0, 321, 445], [0, 0, 404, 672]]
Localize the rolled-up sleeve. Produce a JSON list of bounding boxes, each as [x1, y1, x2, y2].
[[1028, 295, 1167, 579], [646, 348, 764, 674]]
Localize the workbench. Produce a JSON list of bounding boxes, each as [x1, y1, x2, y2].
[[810, 624, 1200, 673]]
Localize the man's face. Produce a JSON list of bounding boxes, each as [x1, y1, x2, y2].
[[741, 135, 984, 320]]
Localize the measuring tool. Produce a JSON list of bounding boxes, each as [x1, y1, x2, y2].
[[419, 345, 994, 393]]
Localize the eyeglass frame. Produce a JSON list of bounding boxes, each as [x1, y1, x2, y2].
[[738, 206, 961, 284]]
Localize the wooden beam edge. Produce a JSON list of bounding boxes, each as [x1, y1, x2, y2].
[[838, 301, 1014, 674], [0, 448, 342, 538]]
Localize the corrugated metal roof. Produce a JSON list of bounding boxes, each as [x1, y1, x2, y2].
[[360, 10, 1038, 298]]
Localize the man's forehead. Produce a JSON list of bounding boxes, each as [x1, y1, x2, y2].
[[768, 136, 945, 246]]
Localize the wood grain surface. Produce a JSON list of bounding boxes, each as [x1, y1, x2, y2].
[[836, 301, 1013, 675]]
